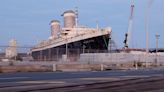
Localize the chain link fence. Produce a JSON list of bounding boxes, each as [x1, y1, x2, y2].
[[1, 46, 164, 68]]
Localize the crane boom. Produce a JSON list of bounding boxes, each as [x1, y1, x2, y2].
[[124, 0, 134, 49]]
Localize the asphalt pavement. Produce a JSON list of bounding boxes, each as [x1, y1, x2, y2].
[[0, 69, 164, 92]]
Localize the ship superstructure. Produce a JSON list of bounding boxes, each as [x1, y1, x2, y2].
[[31, 10, 112, 61]]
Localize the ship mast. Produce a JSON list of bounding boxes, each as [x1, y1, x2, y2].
[[75, 7, 79, 27]]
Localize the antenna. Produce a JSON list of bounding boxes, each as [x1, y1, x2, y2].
[[96, 20, 99, 29]]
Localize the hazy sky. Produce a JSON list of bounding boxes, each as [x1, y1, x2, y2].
[[0, 0, 163, 49]]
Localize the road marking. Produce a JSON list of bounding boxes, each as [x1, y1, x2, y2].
[[0, 77, 30, 80], [80, 77, 120, 81], [19, 80, 65, 84], [121, 75, 150, 78]]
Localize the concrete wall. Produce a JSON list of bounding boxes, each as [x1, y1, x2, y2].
[[79, 53, 164, 65], [53, 64, 102, 71], [0, 65, 51, 73]]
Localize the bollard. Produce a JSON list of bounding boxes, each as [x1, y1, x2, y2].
[[101, 64, 104, 71], [53, 64, 57, 71]]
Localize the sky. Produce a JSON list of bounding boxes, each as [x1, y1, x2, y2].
[[0, 0, 164, 49]]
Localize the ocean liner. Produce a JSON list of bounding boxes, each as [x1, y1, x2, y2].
[[30, 10, 112, 61]]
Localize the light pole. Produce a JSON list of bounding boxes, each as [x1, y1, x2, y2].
[[66, 39, 68, 60], [82, 44, 85, 53], [65, 35, 68, 61], [145, 0, 154, 67], [155, 33, 160, 66]]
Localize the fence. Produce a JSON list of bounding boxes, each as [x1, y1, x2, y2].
[[1, 46, 164, 67], [30, 48, 112, 61]]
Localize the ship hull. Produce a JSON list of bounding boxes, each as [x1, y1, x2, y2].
[[31, 34, 109, 61]]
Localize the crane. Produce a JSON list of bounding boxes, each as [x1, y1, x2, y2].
[[124, 0, 134, 49]]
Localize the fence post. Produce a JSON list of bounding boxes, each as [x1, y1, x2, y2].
[[53, 64, 57, 71], [101, 64, 104, 71]]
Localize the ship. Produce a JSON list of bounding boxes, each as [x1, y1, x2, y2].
[[30, 10, 112, 61]]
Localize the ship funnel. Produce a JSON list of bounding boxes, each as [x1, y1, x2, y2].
[[50, 20, 60, 39], [62, 10, 76, 28]]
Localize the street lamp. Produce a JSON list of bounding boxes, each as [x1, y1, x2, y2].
[[61, 32, 68, 62], [66, 38, 68, 60], [64, 33, 68, 61], [145, 0, 154, 67]]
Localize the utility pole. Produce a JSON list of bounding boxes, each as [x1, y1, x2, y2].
[[155, 33, 160, 66], [109, 34, 112, 53], [66, 36, 68, 61]]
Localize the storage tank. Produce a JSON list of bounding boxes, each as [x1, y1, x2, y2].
[[50, 20, 60, 38], [62, 10, 76, 28]]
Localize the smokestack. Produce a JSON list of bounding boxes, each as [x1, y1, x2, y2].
[[50, 20, 60, 39], [62, 10, 76, 28]]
